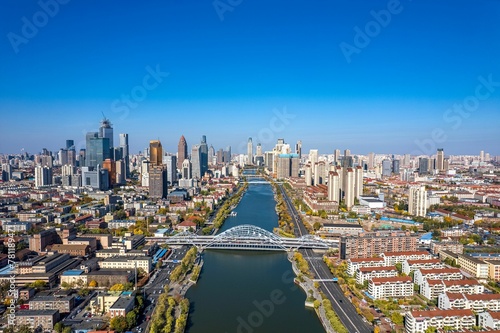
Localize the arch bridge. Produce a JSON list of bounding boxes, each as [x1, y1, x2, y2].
[[148, 224, 337, 252]]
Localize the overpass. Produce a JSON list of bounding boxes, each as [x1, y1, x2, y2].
[[146, 224, 338, 252]]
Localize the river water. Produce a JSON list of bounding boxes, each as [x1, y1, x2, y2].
[[185, 179, 324, 333]]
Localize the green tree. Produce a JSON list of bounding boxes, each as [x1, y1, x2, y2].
[[62, 327, 72, 333], [29, 280, 47, 290], [424, 326, 437, 333], [126, 310, 137, 328], [313, 222, 322, 231], [110, 316, 129, 332], [391, 312, 404, 325], [54, 322, 64, 333]]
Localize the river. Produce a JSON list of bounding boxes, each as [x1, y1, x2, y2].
[[185, 178, 325, 333]]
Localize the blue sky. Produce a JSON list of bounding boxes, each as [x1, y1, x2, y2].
[[1, 0, 499, 156]]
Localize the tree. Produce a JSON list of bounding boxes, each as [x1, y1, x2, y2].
[[110, 283, 125, 291], [424, 326, 437, 333], [126, 310, 137, 328], [391, 312, 404, 325], [395, 263, 403, 274], [313, 222, 322, 231], [29, 280, 47, 290], [62, 327, 72, 333], [88, 280, 98, 288], [54, 322, 64, 333], [110, 316, 129, 332], [16, 325, 34, 333]]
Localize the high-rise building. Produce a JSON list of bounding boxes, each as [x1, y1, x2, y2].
[[102, 159, 116, 185], [67, 148, 76, 167], [409, 185, 427, 217], [305, 163, 312, 186], [344, 149, 351, 157], [35, 166, 52, 187], [164, 155, 177, 185], [419, 157, 430, 175], [58, 148, 68, 166], [368, 152, 375, 169], [115, 160, 126, 185], [149, 140, 163, 167], [61, 165, 74, 177], [382, 159, 392, 177], [99, 117, 114, 151], [247, 138, 253, 165], [191, 145, 202, 179], [392, 160, 400, 175], [81, 166, 109, 190], [86, 132, 110, 168], [224, 146, 231, 163], [182, 159, 192, 179], [328, 171, 340, 202], [334, 149, 341, 165], [119, 133, 130, 178], [1, 164, 12, 182], [295, 140, 302, 159], [436, 148, 445, 172], [480, 150, 485, 162], [208, 145, 215, 166], [200, 135, 208, 177], [354, 166, 363, 199], [276, 154, 299, 179], [256, 143, 262, 157], [343, 167, 355, 209], [177, 135, 188, 170], [309, 149, 318, 164], [66, 140, 74, 150], [149, 167, 167, 199]]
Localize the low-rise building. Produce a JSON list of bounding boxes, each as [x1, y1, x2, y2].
[[368, 276, 413, 299], [16, 310, 60, 331], [430, 241, 464, 255], [29, 295, 75, 313], [99, 256, 152, 273], [457, 253, 489, 279], [381, 251, 433, 266], [86, 269, 134, 287], [421, 279, 484, 300], [414, 268, 463, 286], [405, 309, 475, 333], [109, 296, 135, 318], [347, 257, 385, 276], [439, 292, 500, 312], [356, 266, 398, 285], [50, 244, 91, 257], [486, 260, 500, 281], [320, 223, 364, 236], [402, 259, 444, 275], [479, 311, 500, 330]]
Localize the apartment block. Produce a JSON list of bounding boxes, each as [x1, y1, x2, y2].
[[457, 254, 489, 279], [381, 251, 433, 266], [479, 311, 500, 330], [16, 310, 60, 331], [99, 256, 152, 273], [356, 266, 398, 285], [29, 296, 75, 313], [414, 268, 463, 286], [402, 259, 444, 275], [430, 241, 464, 255], [487, 260, 500, 281], [347, 257, 385, 277], [405, 309, 475, 333], [439, 292, 500, 312], [340, 231, 418, 260], [368, 276, 413, 300], [421, 279, 484, 300]]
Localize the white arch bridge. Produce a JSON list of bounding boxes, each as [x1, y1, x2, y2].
[[146, 225, 338, 252]]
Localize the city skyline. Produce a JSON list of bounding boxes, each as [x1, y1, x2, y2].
[[1, 0, 499, 155]]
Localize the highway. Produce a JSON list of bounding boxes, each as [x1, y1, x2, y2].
[[278, 184, 372, 333]]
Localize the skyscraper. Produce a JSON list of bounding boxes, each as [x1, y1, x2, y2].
[[392, 159, 400, 175], [208, 145, 215, 166], [382, 159, 392, 177], [334, 149, 341, 165], [99, 117, 113, 155], [164, 155, 177, 185], [295, 140, 302, 159], [419, 157, 430, 175], [35, 165, 52, 187], [66, 140, 74, 150], [178, 135, 188, 170], [191, 145, 202, 179], [149, 140, 163, 167], [436, 148, 445, 172], [86, 132, 110, 168], [409, 186, 427, 217], [343, 167, 355, 209], [182, 159, 192, 179], [119, 133, 130, 178], [309, 149, 318, 164], [149, 167, 168, 199], [328, 171, 340, 202], [200, 135, 208, 177], [256, 143, 262, 157], [247, 138, 253, 165]]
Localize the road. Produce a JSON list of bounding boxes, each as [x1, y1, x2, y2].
[[278, 184, 372, 333]]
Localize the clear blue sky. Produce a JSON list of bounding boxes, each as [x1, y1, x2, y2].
[[1, 0, 499, 156]]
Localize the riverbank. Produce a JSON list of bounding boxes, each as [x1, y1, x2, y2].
[[288, 252, 337, 333]]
